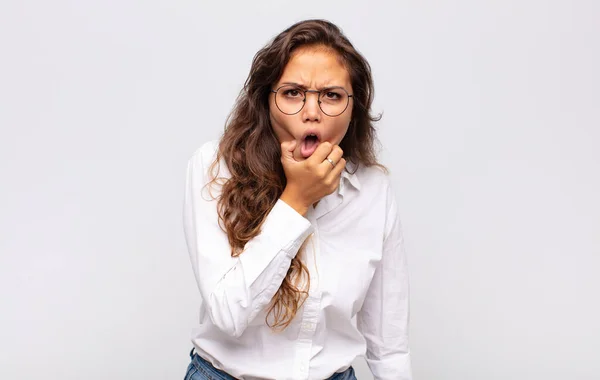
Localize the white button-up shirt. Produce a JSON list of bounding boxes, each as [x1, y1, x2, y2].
[[183, 140, 412, 380]]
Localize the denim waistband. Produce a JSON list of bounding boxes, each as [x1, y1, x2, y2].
[[188, 348, 355, 380]]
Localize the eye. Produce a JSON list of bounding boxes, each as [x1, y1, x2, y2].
[[282, 88, 302, 97], [323, 90, 342, 100]]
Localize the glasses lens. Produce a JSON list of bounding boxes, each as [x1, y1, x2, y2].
[[319, 88, 349, 116], [275, 85, 305, 115], [274, 85, 350, 116]]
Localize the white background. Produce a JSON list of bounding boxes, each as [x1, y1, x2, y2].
[[1, 1, 598, 379]]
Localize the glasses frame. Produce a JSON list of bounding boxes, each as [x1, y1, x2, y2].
[[270, 85, 354, 117]]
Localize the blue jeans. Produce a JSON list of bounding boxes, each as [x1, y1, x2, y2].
[[184, 348, 357, 380]]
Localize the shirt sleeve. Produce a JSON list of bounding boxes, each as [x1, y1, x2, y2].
[[356, 179, 413, 380], [182, 142, 314, 338]]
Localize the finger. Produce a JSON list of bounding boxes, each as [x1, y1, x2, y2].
[[325, 146, 344, 166], [325, 157, 347, 186], [318, 146, 343, 172], [307, 141, 334, 164]]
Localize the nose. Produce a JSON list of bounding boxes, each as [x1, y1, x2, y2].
[[302, 90, 322, 121]]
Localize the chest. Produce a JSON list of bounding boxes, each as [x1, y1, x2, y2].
[[301, 192, 386, 317]]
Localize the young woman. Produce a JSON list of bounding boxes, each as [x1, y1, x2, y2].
[[182, 19, 412, 380]]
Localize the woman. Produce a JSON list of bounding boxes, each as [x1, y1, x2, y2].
[[182, 19, 412, 380]]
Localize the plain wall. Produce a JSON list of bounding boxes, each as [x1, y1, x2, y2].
[[1, 1, 598, 379]]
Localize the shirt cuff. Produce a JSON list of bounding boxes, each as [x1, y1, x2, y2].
[[238, 199, 314, 286], [262, 199, 314, 255]]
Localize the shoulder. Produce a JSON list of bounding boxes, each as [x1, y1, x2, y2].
[[354, 163, 394, 194], [189, 139, 220, 165], [354, 163, 400, 220], [187, 139, 230, 181]]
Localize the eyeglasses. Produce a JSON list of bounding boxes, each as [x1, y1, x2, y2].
[[271, 85, 353, 117]]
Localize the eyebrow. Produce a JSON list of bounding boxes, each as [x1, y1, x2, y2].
[[280, 82, 347, 91]]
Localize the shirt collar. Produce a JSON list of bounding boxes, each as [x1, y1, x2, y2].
[[339, 161, 361, 196]]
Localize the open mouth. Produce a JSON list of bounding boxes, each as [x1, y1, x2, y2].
[[300, 133, 320, 158]]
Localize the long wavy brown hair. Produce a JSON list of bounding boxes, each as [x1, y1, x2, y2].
[[207, 19, 383, 331]]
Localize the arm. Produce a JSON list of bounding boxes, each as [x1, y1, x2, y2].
[[182, 143, 313, 338], [357, 181, 412, 380]]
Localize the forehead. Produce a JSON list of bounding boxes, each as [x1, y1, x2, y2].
[[277, 46, 351, 88]]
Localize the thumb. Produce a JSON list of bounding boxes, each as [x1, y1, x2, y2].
[[280, 140, 298, 163]]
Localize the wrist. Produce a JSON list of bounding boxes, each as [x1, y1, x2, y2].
[[280, 188, 309, 216]]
